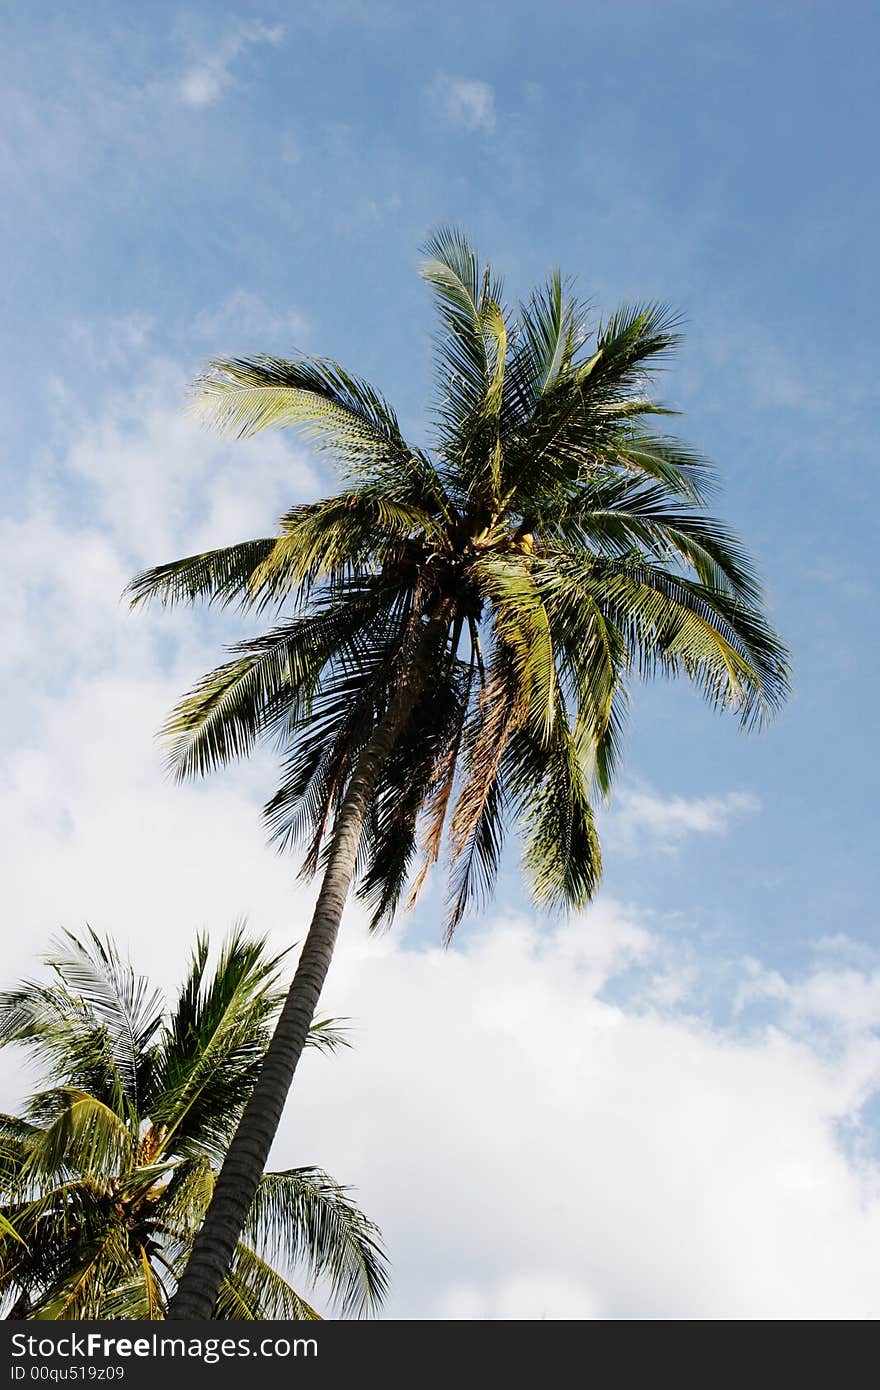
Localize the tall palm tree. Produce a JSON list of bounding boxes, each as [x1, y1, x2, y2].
[[128, 229, 790, 1316], [0, 928, 387, 1319]]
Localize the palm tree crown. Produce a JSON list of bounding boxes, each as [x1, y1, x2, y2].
[[0, 929, 387, 1319], [130, 228, 790, 937]]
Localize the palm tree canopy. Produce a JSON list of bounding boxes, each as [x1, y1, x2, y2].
[[128, 228, 790, 937], [0, 929, 387, 1319]]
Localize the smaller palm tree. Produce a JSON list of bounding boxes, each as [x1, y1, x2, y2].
[[0, 928, 387, 1320]]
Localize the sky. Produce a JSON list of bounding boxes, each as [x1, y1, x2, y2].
[[1, 0, 879, 1319]]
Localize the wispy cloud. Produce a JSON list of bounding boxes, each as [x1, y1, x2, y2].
[[604, 784, 761, 854], [176, 23, 285, 109], [737, 955, 880, 1036], [430, 74, 497, 133], [193, 290, 308, 347], [66, 314, 154, 371]]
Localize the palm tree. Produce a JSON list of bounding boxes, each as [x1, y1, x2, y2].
[[127, 229, 790, 1316], [0, 928, 387, 1319]]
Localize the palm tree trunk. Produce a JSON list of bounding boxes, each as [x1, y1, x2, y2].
[[167, 609, 448, 1320]]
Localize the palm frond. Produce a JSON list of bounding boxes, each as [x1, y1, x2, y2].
[[557, 476, 761, 602], [518, 270, 582, 397], [244, 1167, 388, 1318], [253, 489, 439, 596], [46, 931, 162, 1106], [21, 1091, 135, 1184], [214, 1242, 321, 1320], [192, 354, 414, 476], [303, 1018, 351, 1056], [354, 658, 473, 928], [606, 430, 715, 503], [125, 539, 278, 612], [0, 985, 125, 1106], [0, 931, 163, 1114], [98, 1252, 168, 1319], [594, 300, 682, 378], [261, 592, 428, 871], [446, 775, 506, 939], [0, 1211, 26, 1246], [152, 927, 287, 1159], [420, 228, 509, 475], [506, 721, 603, 910], [473, 554, 559, 743], [153, 1156, 215, 1235], [26, 1222, 134, 1320], [161, 588, 398, 780]]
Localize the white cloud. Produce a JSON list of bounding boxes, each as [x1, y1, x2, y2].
[[738, 957, 880, 1036], [177, 68, 225, 109], [431, 75, 497, 133], [50, 357, 318, 568], [603, 784, 761, 854], [66, 314, 154, 372], [176, 24, 285, 109], [437, 1272, 602, 1321], [193, 290, 309, 347], [282, 910, 880, 1319]]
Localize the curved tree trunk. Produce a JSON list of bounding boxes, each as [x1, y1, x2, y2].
[[167, 611, 448, 1320]]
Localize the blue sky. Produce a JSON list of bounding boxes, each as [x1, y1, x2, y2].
[[2, 1, 880, 1318]]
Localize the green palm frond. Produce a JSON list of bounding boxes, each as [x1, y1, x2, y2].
[[126, 539, 279, 612], [214, 1243, 321, 1320], [162, 582, 411, 781], [26, 1222, 134, 1320], [2, 1178, 98, 1245], [244, 1167, 388, 1318], [353, 657, 474, 929], [21, 1091, 135, 1184], [606, 431, 714, 503], [254, 489, 440, 597], [151, 928, 287, 1158], [0, 987, 125, 1107], [420, 228, 510, 476], [556, 475, 761, 599], [0, 1211, 26, 1246], [473, 555, 559, 744], [302, 1018, 351, 1056], [0, 932, 162, 1112], [516, 269, 583, 400], [594, 300, 682, 381], [192, 354, 410, 472], [421, 228, 492, 410], [507, 722, 602, 910], [161, 628, 318, 781], [98, 1252, 168, 1320], [548, 551, 789, 726], [46, 932, 162, 1106], [153, 1155, 214, 1234], [261, 595, 446, 882]]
